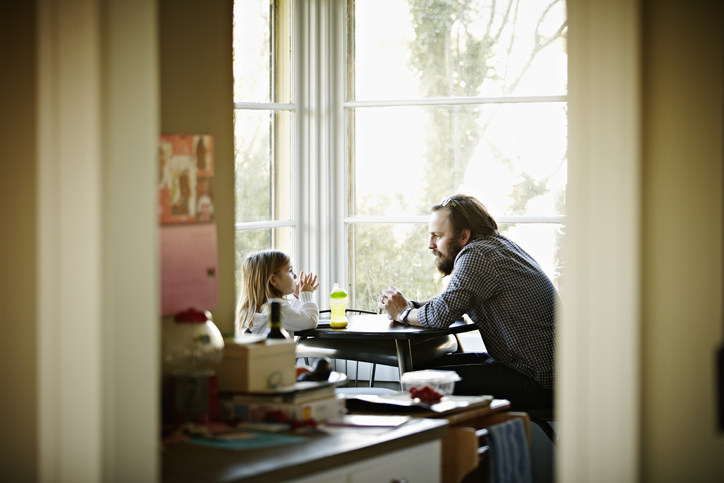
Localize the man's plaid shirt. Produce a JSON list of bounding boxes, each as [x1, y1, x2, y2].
[[418, 234, 558, 389]]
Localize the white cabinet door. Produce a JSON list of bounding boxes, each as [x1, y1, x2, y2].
[[349, 441, 441, 483], [290, 440, 441, 483]]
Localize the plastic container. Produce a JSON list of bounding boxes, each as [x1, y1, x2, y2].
[[400, 369, 461, 397], [329, 283, 348, 328], [162, 308, 225, 376]]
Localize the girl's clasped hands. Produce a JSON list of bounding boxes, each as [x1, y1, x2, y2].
[[294, 271, 319, 298]]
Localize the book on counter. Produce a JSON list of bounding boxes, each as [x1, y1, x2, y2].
[[221, 390, 343, 424], [340, 392, 494, 417], [220, 371, 347, 424], [229, 383, 337, 404]]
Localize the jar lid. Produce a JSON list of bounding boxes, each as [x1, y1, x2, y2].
[[330, 282, 347, 298], [174, 308, 209, 323]]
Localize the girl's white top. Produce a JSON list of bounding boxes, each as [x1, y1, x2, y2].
[[246, 291, 318, 336]]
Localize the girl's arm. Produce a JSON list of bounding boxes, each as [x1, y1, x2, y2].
[[280, 293, 319, 332]]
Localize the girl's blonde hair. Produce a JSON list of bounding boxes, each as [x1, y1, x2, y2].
[[235, 249, 290, 333]]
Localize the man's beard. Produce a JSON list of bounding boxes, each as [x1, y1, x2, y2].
[[433, 240, 464, 276]]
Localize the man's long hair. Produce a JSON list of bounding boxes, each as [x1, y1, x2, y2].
[[235, 249, 289, 334], [432, 194, 498, 240]]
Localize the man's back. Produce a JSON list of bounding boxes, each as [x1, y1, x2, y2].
[[420, 234, 558, 389]]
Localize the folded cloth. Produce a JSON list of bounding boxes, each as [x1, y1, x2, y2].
[[487, 418, 532, 483]]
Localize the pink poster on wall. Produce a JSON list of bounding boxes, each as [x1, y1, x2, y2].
[[160, 223, 218, 316], [158, 134, 218, 316]]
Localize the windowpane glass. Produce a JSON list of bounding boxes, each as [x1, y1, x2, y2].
[[234, 109, 293, 223], [235, 227, 294, 293], [233, 0, 294, 305], [233, 0, 271, 103], [350, 223, 443, 311], [351, 102, 567, 218], [350, 0, 567, 101], [351, 222, 563, 310]]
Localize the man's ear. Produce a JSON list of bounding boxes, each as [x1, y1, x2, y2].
[[459, 228, 472, 246]]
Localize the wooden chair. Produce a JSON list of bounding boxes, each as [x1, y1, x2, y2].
[[525, 407, 556, 445], [444, 411, 532, 483]]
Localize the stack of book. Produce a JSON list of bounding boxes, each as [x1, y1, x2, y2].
[[220, 374, 346, 425]]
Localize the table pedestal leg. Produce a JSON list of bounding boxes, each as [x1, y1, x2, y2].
[[395, 339, 414, 384]]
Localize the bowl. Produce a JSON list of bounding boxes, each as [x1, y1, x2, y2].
[[400, 369, 461, 401]]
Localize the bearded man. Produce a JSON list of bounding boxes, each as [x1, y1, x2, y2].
[[378, 194, 558, 409]]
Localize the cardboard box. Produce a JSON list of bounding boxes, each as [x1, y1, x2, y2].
[[216, 338, 296, 392]]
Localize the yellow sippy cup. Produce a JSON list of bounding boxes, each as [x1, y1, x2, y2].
[[329, 283, 348, 328]]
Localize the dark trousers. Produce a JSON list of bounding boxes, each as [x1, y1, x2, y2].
[[419, 352, 553, 411]]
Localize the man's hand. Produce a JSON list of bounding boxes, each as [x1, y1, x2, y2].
[[377, 285, 409, 322]]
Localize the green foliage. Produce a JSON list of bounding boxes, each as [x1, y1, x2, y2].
[[409, 0, 490, 201], [234, 111, 271, 224], [508, 173, 548, 215]]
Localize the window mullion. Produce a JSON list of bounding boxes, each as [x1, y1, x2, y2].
[[293, 0, 307, 272], [329, 0, 346, 295]]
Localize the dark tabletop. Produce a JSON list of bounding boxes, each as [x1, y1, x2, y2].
[[296, 313, 477, 341]]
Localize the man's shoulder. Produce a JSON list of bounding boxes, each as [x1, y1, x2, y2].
[[455, 237, 500, 269], [459, 235, 532, 265], [463, 234, 508, 252]]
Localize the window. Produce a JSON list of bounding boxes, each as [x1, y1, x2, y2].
[[233, 0, 295, 294], [234, 0, 567, 309]]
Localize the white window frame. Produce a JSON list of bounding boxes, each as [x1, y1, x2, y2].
[[233, 0, 300, 292]]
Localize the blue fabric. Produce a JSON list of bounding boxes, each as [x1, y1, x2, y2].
[[189, 431, 307, 450], [487, 418, 532, 483]]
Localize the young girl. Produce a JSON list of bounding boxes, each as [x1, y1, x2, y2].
[[235, 249, 319, 337]]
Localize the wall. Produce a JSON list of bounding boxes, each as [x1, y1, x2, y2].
[[0, 1, 232, 479], [1, 1, 159, 480], [562, 0, 642, 479], [641, 1, 724, 480], [159, 0, 236, 334], [0, 1, 37, 480]]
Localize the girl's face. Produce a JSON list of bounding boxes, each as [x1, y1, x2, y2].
[[270, 261, 296, 296]]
